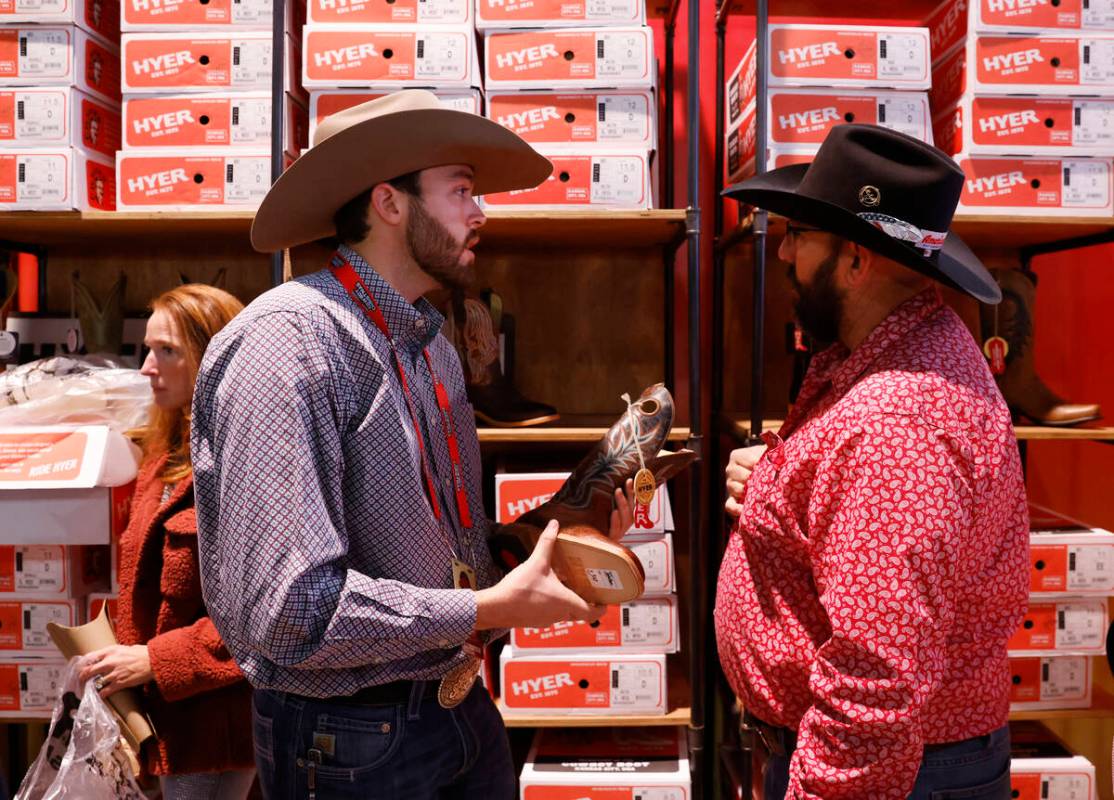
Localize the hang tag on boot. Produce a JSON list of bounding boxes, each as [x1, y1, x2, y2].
[[983, 336, 1009, 376], [634, 467, 656, 507]]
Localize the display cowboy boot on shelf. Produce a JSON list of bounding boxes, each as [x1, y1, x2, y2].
[[489, 383, 696, 605], [980, 268, 1101, 427], [72, 271, 126, 357], [446, 287, 559, 427]]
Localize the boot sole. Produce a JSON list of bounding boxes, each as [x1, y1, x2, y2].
[[1019, 414, 1102, 428], [552, 531, 646, 605], [475, 411, 561, 428]]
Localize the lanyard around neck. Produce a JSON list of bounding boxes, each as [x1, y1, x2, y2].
[[329, 252, 473, 531]]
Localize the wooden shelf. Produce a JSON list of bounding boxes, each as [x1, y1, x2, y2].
[[0, 209, 688, 250], [479, 417, 690, 445], [1009, 687, 1114, 721], [498, 700, 692, 728]]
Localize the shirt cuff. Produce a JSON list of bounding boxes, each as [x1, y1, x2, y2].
[[421, 588, 477, 650]]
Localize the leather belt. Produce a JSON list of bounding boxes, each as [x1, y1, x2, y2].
[[293, 679, 442, 707]]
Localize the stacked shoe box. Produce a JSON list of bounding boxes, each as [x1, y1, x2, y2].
[[926, 0, 1114, 217], [494, 470, 676, 717], [1006, 503, 1114, 714], [479, 3, 657, 211], [0, 0, 120, 209], [116, 0, 307, 210], [0, 427, 131, 718], [1008, 720, 1097, 800], [519, 728, 691, 799], [301, 0, 480, 150], [724, 23, 934, 184]]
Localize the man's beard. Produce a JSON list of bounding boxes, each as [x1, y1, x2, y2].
[[406, 196, 476, 292], [788, 247, 845, 345]]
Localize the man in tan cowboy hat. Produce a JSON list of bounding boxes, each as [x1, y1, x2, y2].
[[191, 90, 638, 798]]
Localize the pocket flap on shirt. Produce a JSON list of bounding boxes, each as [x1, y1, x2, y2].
[[164, 508, 197, 536]]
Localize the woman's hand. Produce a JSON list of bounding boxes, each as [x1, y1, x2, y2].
[[79, 645, 153, 698], [725, 445, 768, 518], [608, 478, 637, 542]]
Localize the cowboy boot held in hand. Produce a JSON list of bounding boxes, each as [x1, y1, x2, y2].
[[981, 268, 1100, 427], [490, 384, 696, 605], [446, 288, 559, 428]]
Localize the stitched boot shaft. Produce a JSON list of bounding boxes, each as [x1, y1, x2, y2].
[[981, 269, 1100, 427]]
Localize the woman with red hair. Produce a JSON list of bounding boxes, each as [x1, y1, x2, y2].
[[80, 284, 255, 799]]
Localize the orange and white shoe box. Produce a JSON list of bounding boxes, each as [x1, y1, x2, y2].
[[765, 88, 932, 146], [123, 0, 304, 32], [123, 92, 306, 154], [308, 0, 467, 25], [930, 41, 966, 113], [1, 427, 136, 543], [303, 25, 479, 90], [922, 0, 968, 66], [476, 0, 642, 31], [934, 95, 1114, 157], [1029, 526, 1114, 595], [0, 25, 120, 103], [767, 24, 931, 91], [309, 88, 480, 140], [975, 0, 1114, 34], [519, 728, 690, 800], [0, 659, 67, 718], [1008, 655, 1091, 711], [510, 595, 679, 654], [1007, 597, 1108, 655], [0, 0, 119, 42], [483, 27, 655, 91], [956, 155, 1114, 217], [725, 40, 755, 132], [86, 592, 117, 621], [0, 546, 110, 599], [624, 534, 675, 597], [482, 149, 653, 209], [487, 90, 655, 148], [970, 34, 1114, 96], [1009, 722, 1097, 800], [493, 471, 674, 534], [116, 148, 269, 209], [0, 87, 119, 159], [499, 648, 667, 715], [0, 599, 80, 657], [121, 32, 303, 100]]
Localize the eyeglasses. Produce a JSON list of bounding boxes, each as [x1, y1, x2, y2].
[[783, 222, 827, 249]]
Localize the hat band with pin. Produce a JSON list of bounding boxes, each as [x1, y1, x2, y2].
[[857, 212, 948, 258]]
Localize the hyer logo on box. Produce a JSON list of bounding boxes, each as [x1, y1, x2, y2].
[[778, 41, 841, 65], [496, 44, 559, 69], [314, 43, 381, 68], [127, 168, 189, 194], [133, 51, 194, 75], [986, 0, 1047, 12], [498, 106, 559, 131], [131, 0, 184, 11], [931, 0, 966, 52], [967, 171, 1027, 194], [779, 106, 839, 130], [318, 0, 364, 9], [512, 672, 574, 696], [979, 110, 1040, 132], [504, 491, 556, 520], [982, 48, 1044, 72], [134, 110, 193, 134]]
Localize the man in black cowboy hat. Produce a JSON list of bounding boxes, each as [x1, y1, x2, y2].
[[715, 124, 1029, 799]]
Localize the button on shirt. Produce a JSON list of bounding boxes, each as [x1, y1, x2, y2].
[[191, 245, 500, 698], [714, 290, 1029, 799]]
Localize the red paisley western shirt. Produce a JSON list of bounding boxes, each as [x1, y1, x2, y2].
[[715, 289, 1029, 799]]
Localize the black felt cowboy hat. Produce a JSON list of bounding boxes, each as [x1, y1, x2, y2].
[[723, 124, 1001, 304]]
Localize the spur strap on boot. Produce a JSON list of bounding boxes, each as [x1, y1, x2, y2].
[[490, 384, 696, 604]]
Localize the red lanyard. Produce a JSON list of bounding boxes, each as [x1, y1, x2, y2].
[[329, 252, 473, 530]]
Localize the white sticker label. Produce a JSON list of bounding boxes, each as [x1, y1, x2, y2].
[[1083, 0, 1114, 27], [877, 33, 927, 80], [589, 156, 644, 205], [229, 98, 271, 144], [629, 790, 686, 800], [596, 32, 649, 79], [585, 567, 623, 591], [439, 94, 479, 114], [22, 603, 71, 648], [231, 0, 273, 25], [222, 156, 269, 204], [1041, 657, 1088, 700], [1081, 38, 1114, 85], [878, 97, 928, 139], [1055, 601, 1106, 650], [18, 30, 70, 79], [1042, 774, 1092, 800], [19, 663, 64, 710], [597, 94, 650, 141], [14, 547, 65, 592], [14, 91, 66, 141], [417, 0, 469, 22], [610, 662, 660, 708], [1073, 100, 1114, 146], [626, 539, 669, 591], [1065, 543, 1114, 589], [14, 154, 66, 203], [584, 0, 639, 19], [415, 33, 469, 81], [619, 600, 672, 646], [231, 40, 273, 88], [1062, 160, 1111, 208], [12, 0, 67, 11]]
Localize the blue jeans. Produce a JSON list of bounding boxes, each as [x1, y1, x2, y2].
[[764, 724, 1011, 800], [251, 681, 515, 800]]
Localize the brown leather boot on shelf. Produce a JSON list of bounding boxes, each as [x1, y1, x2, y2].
[[490, 384, 696, 604], [445, 288, 559, 428], [981, 268, 1101, 427]]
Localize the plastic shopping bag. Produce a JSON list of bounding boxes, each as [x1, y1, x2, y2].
[[15, 657, 146, 800]]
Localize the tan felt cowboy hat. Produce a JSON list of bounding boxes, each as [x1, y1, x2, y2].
[[251, 90, 553, 253]]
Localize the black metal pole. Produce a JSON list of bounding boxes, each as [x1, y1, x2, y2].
[[712, 14, 727, 424], [750, 0, 769, 443], [664, 8, 678, 393], [269, 0, 287, 287]]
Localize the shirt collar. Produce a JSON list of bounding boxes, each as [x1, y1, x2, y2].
[[338, 244, 444, 356]]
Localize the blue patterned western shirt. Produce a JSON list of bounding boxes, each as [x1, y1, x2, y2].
[[191, 245, 501, 697]]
